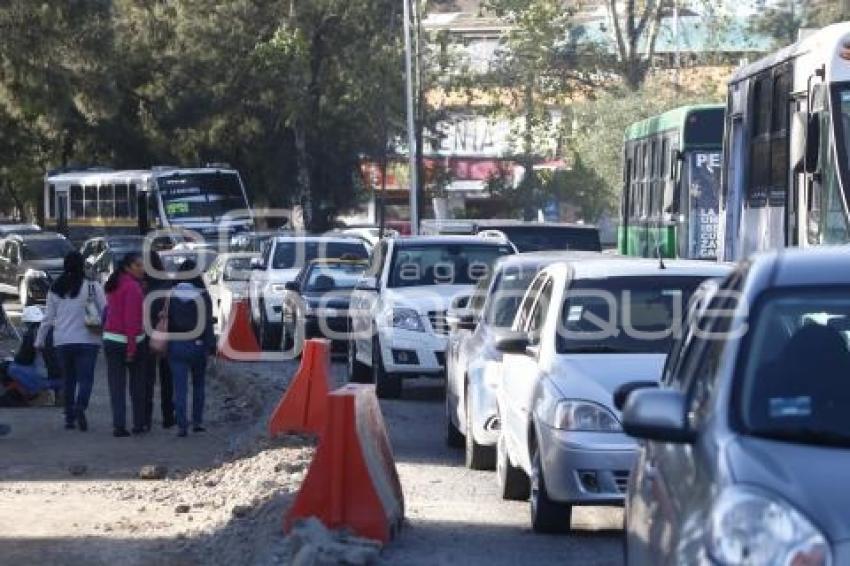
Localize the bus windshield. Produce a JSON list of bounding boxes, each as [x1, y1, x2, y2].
[[157, 172, 247, 222]]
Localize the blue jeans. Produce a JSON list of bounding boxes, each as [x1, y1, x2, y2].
[[56, 344, 99, 424], [168, 340, 207, 431]]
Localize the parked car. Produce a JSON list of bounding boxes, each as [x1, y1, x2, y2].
[[279, 258, 368, 351], [0, 223, 41, 237], [0, 232, 75, 305], [249, 235, 370, 349], [347, 235, 515, 399], [445, 252, 566, 469], [422, 219, 602, 253], [494, 257, 731, 533], [622, 247, 850, 565], [229, 230, 285, 253], [338, 225, 399, 247], [205, 252, 257, 334]]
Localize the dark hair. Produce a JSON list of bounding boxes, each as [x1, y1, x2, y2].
[[105, 251, 142, 294], [52, 251, 85, 299]]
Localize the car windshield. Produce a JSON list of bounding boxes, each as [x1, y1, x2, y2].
[[304, 263, 367, 291], [494, 226, 601, 252], [108, 237, 144, 252], [387, 244, 514, 288], [556, 276, 706, 354], [738, 291, 850, 447], [223, 257, 253, 281], [272, 241, 368, 269], [22, 238, 74, 260], [158, 172, 247, 221], [484, 264, 542, 327]]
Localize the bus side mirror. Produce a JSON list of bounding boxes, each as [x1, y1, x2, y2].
[[804, 113, 821, 174]]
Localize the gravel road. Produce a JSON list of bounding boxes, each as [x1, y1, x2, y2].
[[377, 376, 625, 565]]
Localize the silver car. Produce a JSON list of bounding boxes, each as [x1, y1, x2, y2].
[[444, 253, 551, 469], [623, 247, 850, 565], [495, 257, 731, 533]]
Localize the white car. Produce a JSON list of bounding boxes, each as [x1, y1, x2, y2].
[[347, 236, 514, 398], [205, 252, 257, 334], [495, 257, 731, 533], [248, 235, 370, 348]]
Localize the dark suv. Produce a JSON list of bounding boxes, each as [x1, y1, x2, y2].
[[0, 232, 75, 305]]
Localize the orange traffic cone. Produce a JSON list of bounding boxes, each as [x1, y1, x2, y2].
[[284, 384, 404, 544], [268, 339, 331, 437], [217, 299, 261, 361]]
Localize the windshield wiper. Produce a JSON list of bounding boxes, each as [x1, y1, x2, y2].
[[750, 427, 850, 448]]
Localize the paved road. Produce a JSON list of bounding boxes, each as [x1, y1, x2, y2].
[[375, 375, 625, 565]]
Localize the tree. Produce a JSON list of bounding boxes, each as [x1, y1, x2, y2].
[[607, 0, 666, 91], [749, 0, 849, 48]]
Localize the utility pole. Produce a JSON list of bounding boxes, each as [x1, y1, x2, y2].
[[402, 0, 419, 234], [673, 0, 680, 92], [413, 0, 426, 228]]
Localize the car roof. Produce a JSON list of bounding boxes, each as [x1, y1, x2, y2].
[[391, 235, 515, 247], [7, 231, 67, 242], [307, 257, 369, 266], [557, 257, 734, 280], [474, 220, 598, 230], [494, 250, 604, 270], [272, 235, 369, 245], [754, 246, 850, 288]]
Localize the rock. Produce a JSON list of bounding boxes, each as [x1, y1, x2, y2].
[[139, 465, 168, 480], [68, 464, 87, 476], [174, 504, 191, 514], [231, 504, 252, 519]]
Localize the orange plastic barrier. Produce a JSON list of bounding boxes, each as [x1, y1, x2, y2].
[[284, 384, 405, 544], [268, 339, 331, 437], [217, 299, 261, 361]]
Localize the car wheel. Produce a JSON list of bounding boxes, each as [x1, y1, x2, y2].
[[373, 336, 401, 399], [530, 444, 572, 534], [465, 388, 495, 470], [347, 331, 370, 384], [445, 384, 464, 448], [19, 280, 30, 307], [497, 432, 529, 501]]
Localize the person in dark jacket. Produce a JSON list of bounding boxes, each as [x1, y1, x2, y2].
[[143, 251, 175, 430], [166, 259, 215, 437]]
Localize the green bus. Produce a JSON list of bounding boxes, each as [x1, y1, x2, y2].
[[618, 105, 725, 259]]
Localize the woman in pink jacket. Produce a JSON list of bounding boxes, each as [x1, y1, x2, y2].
[[103, 252, 146, 437]]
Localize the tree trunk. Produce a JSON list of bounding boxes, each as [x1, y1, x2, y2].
[[294, 121, 312, 231]]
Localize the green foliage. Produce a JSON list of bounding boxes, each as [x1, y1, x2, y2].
[[748, 0, 850, 47], [0, 0, 405, 229]]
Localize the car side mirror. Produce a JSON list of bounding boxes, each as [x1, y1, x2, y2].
[[613, 381, 659, 412], [622, 389, 695, 444], [494, 333, 530, 354], [250, 257, 264, 270], [284, 281, 299, 292]]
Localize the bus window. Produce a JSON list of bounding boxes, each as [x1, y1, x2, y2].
[[48, 185, 56, 219], [749, 75, 772, 204], [99, 184, 115, 218], [770, 69, 790, 201], [70, 185, 83, 219], [115, 184, 129, 218], [84, 185, 98, 217], [129, 184, 138, 217]]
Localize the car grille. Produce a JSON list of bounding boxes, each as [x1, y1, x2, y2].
[[428, 310, 449, 335], [613, 470, 630, 494]]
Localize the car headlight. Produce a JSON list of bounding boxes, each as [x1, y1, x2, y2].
[[25, 269, 48, 280], [552, 400, 622, 432], [391, 307, 424, 332], [709, 486, 831, 566]]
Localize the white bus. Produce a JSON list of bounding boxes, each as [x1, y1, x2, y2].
[[720, 23, 850, 261], [44, 166, 254, 242]]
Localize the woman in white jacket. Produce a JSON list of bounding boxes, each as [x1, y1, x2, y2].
[[36, 251, 106, 431]]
